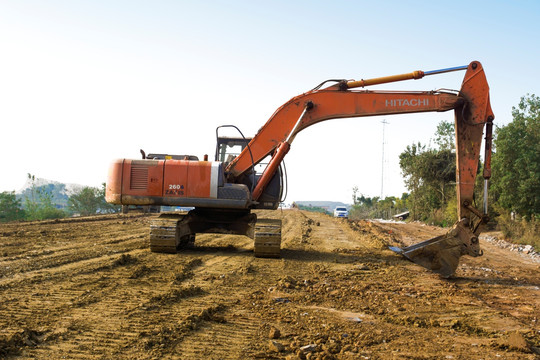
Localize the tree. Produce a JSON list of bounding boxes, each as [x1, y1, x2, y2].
[[68, 187, 102, 216], [68, 184, 121, 216], [491, 94, 540, 218], [0, 191, 26, 222], [433, 120, 455, 151], [350, 189, 407, 220], [398, 142, 425, 214], [24, 174, 66, 221], [399, 121, 457, 224]]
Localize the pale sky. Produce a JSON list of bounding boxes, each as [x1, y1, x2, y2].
[[1, 1, 539, 204]]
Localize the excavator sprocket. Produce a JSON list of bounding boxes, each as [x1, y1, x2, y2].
[[390, 219, 482, 278], [253, 218, 282, 258], [149, 213, 194, 253]]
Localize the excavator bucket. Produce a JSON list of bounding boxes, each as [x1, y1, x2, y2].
[[390, 219, 483, 278]]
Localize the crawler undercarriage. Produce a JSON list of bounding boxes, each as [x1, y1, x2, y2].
[[149, 211, 282, 258]]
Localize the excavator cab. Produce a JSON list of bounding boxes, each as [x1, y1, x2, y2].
[[215, 136, 252, 164], [215, 134, 283, 210]]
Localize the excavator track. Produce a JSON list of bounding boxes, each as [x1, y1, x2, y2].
[[253, 218, 282, 258], [149, 213, 194, 253]]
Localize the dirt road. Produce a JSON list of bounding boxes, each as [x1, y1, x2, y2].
[[0, 210, 538, 359]]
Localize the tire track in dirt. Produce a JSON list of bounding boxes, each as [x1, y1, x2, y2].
[[0, 217, 149, 279], [170, 256, 272, 359], [0, 242, 148, 289], [0, 216, 151, 358], [2, 211, 539, 359], [115, 210, 298, 359], [123, 240, 268, 358], [16, 223, 272, 359], [19, 251, 207, 358], [175, 314, 260, 359]]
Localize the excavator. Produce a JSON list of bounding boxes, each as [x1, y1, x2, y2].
[[106, 61, 494, 277]]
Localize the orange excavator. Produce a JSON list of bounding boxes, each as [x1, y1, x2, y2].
[[106, 61, 494, 277]]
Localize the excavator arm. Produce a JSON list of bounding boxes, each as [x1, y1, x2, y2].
[[227, 61, 494, 277]]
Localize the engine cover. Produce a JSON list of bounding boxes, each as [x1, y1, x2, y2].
[[106, 159, 251, 209]]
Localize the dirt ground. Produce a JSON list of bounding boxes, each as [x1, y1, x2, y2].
[[0, 209, 539, 359]]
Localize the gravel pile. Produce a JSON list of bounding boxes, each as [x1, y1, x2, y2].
[[480, 234, 540, 263]]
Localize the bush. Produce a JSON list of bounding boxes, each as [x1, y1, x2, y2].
[[496, 208, 540, 251], [443, 198, 458, 226], [0, 191, 26, 222], [24, 174, 66, 221]]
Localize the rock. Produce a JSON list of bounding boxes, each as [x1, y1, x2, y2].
[[507, 331, 529, 351], [279, 275, 297, 289], [269, 327, 281, 339], [329, 290, 340, 297], [300, 344, 317, 352], [356, 264, 370, 270], [269, 340, 285, 352], [274, 297, 291, 303], [523, 245, 533, 254]]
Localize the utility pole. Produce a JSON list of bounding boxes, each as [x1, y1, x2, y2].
[[381, 119, 389, 199]]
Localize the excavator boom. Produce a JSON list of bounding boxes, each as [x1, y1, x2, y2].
[[226, 90, 463, 178]]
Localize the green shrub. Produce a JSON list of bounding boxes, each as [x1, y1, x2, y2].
[[496, 207, 539, 251]]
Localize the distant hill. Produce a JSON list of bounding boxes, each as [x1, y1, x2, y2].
[[16, 178, 85, 209], [17, 177, 84, 196], [294, 201, 350, 211]]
